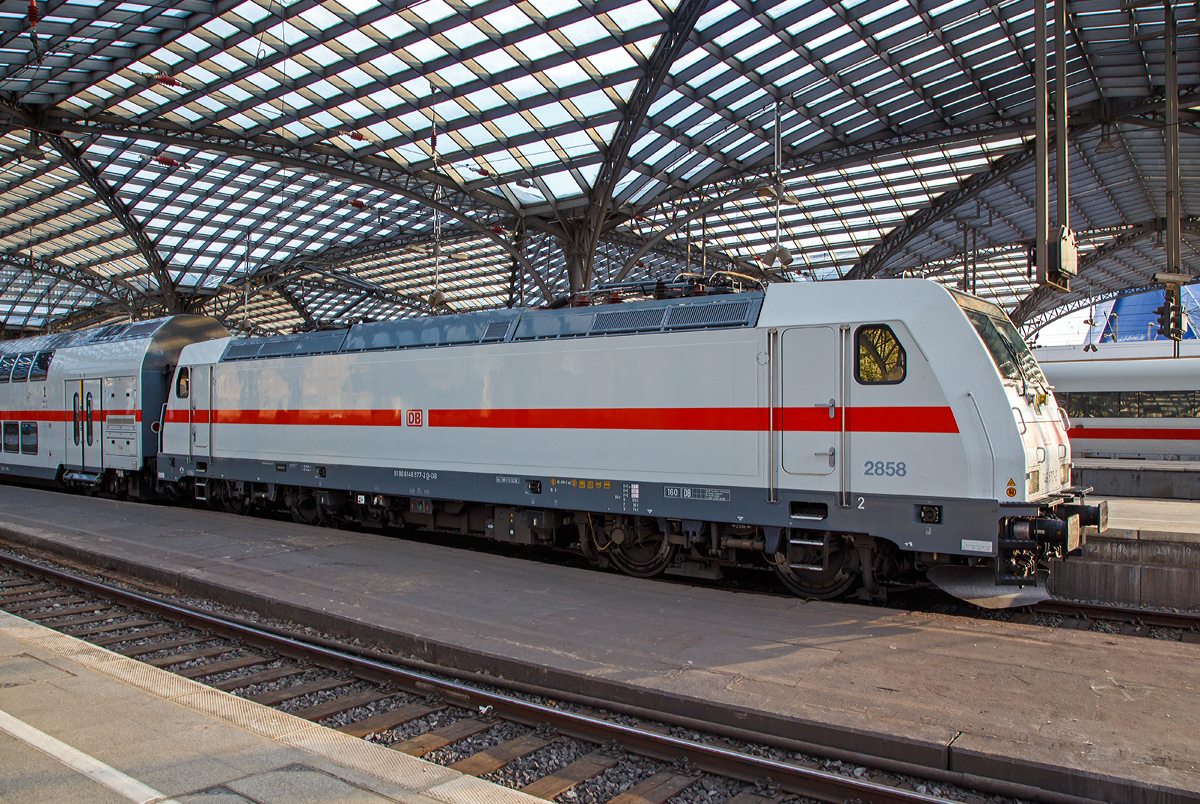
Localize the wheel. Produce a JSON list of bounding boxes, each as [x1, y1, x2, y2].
[[203, 481, 224, 511], [290, 491, 320, 525], [607, 519, 675, 578], [222, 483, 256, 516], [772, 533, 859, 599]]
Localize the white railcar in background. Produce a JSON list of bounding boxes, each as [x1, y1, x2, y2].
[[1036, 341, 1200, 460], [1, 280, 1104, 606]]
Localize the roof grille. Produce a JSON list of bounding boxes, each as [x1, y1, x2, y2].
[[482, 321, 511, 341], [665, 300, 752, 330], [223, 341, 262, 361], [591, 308, 665, 334]]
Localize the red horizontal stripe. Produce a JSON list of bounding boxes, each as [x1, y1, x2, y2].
[[0, 411, 140, 422], [160, 406, 958, 434], [1071, 427, 1200, 440], [430, 407, 769, 430], [775, 406, 959, 434]]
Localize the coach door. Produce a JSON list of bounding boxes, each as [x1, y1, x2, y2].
[[81, 379, 102, 471], [65, 381, 83, 468], [781, 326, 846, 494], [190, 364, 212, 458]]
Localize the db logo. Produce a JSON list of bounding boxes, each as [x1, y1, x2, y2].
[[406, 410, 423, 427]]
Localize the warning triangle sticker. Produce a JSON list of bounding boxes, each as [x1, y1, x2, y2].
[[1006, 478, 1016, 487]]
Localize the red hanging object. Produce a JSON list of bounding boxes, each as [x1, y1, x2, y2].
[[490, 225, 505, 235], [155, 74, 182, 88], [348, 131, 366, 142], [27, 0, 38, 28], [476, 167, 491, 177], [154, 155, 184, 168], [430, 127, 437, 153], [349, 199, 367, 209]]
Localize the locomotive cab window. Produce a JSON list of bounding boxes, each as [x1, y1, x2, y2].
[[0, 355, 14, 383], [176, 367, 190, 399], [2, 422, 16, 453], [855, 325, 906, 384]]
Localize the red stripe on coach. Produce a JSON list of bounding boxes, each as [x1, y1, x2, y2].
[[1070, 427, 1200, 440]]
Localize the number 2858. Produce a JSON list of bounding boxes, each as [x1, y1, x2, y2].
[[864, 461, 906, 477]]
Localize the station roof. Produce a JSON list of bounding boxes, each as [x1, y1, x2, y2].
[[0, 0, 1196, 335]]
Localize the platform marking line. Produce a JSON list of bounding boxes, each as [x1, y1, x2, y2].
[[0, 707, 181, 804]]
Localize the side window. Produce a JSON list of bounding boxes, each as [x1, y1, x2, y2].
[[73, 392, 81, 446], [2, 422, 17, 453], [855, 324, 906, 384], [10, 353, 32, 383], [85, 392, 94, 447], [0, 355, 14, 383], [20, 422, 37, 455], [29, 351, 53, 381], [176, 367, 190, 399]]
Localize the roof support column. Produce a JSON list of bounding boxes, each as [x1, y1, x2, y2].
[[1055, 0, 1069, 231], [1166, 2, 1181, 278], [1034, 0, 1049, 289]]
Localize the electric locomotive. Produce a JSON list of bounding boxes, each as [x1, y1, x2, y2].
[[0, 280, 1104, 607]]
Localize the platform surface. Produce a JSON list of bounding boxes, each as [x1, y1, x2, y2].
[[1097, 496, 1200, 540], [0, 485, 1198, 799], [0, 603, 537, 804]]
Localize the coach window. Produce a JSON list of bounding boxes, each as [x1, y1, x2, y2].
[[0, 355, 14, 383], [85, 392, 94, 446], [20, 422, 36, 455], [855, 325, 906, 384], [176, 367, 190, 399], [30, 351, 53, 381], [2, 423, 17, 453], [10, 353, 32, 383], [72, 392, 81, 446]]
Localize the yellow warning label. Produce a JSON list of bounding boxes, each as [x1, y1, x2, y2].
[[1006, 478, 1016, 487], [1006, 487, 1017, 497]]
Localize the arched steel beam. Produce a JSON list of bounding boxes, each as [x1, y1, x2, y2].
[[0, 253, 147, 317], [612, 123, 1038, 283], [36, 110, 557, 271], [580, 0, 713, 290], [5, 107, 184, 313], [1011, 218, 1200, 326], [1020, 286, 1158, 337], [843, 138, 1039, 280]]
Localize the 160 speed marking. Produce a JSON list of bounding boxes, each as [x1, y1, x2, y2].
[[864, 460, 906, 476]]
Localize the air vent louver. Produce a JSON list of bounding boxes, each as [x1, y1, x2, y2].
[[590, 308, 665, 334], [665, 300, 751, 329]]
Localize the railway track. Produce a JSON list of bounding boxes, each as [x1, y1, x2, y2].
[[1030, 598, 1200, 636], [0, 551, 1108, 804]]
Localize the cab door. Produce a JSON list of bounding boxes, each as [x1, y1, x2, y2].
[[781, 326, 845, 494], [190, 364, 212, 459], [82, 379, 102, 471]]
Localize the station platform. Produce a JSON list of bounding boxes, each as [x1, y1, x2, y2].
[[1049, 496, 1200, 609], [0, 486, 1197, 803], [0, 607, 536, 804], [1073, 458, 1200, 500]]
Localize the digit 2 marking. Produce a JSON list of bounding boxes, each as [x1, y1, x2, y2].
[[857, 497, 865, 510]]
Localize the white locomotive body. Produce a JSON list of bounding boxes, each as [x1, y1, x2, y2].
[[156, 279, 1100, 603], [1037, 340, 1200, 460], [0, 280, 1102, 604]]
